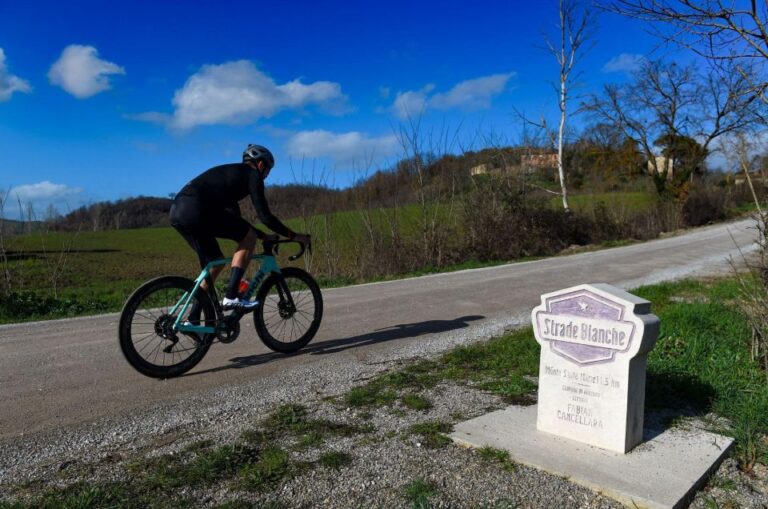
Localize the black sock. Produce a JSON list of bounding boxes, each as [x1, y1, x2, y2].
[[226, 267, 245, 299], [188, 301, 202, 323]]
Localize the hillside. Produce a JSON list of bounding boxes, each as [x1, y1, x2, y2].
[[53, 196, 173, 231], [0, 218, 44, 234], [36, 146, 554, 232]]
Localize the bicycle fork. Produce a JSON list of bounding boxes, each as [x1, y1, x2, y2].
[[273, 275, 297, 317]]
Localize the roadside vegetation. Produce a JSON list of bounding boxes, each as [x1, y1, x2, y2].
[[0, 168, 759, 324], [3, 275, 767, 508]]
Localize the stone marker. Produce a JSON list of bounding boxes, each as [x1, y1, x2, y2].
[[531, 283, 659, 453]]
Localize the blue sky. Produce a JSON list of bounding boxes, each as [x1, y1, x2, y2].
[[0, 0, 671, 218]]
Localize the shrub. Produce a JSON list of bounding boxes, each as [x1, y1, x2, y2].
[[0, 291, 109, 321], [625, 201, 682, 239], [682, 187, 728, 227], [462, 181, 594, 261]]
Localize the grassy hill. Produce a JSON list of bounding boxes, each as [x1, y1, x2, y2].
[[0, 218, 45, 234]]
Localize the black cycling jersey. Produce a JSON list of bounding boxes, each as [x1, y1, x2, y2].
[[170, 163, 295, 267], [178, 163, 293, 238]]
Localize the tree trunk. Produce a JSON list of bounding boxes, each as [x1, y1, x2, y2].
[[558, 79, 570, 212]]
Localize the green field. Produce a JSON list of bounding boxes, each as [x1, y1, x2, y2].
[[0, 202, 463, 322], [549, 191, 657, 214]]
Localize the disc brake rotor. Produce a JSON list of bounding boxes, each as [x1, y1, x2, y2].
[[154, 314, 177, 339], [278, 300, 296, 319]]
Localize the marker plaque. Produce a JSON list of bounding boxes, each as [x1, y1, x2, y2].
[[532, 284, 659, 453]]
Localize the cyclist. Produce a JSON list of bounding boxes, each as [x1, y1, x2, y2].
[[169, 144, 310, 319]]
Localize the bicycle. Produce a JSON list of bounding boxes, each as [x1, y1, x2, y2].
[[118, 239, 323, 378]]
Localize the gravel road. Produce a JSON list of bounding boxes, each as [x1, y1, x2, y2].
[[0, 218, 763, 508]]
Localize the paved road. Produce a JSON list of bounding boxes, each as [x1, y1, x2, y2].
[[0, 219, 756, 440]]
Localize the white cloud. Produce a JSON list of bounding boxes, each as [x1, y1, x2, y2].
[[9, 181, 82, 202], [392, 73, 514, 120], [431, 73, 513, 110], [0, 48, 32, 101], [392, 85, 433, 120], [48, 45, 125, 98], [603, 53, 646, 74], [167, 60, 349, 129], [285, 130, 398, 166], [3, 181, 84, 218]]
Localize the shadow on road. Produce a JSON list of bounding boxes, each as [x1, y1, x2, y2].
[[3, 248, 120, 261], [186, 314, 485, 377]]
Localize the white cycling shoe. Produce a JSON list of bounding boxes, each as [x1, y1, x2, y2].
[[221, 297, 259, 311]]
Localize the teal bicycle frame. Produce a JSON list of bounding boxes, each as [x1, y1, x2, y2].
[[170, 254, 282, 335]]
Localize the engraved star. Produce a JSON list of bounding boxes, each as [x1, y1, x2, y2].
[[578, 300, 589, 311]]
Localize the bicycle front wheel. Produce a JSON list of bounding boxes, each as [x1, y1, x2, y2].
[[119, 276, 215, 378], [254, 267, 323, 353]]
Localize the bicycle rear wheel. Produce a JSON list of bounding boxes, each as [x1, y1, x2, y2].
[[254, 267, 323, 353], [119, 276, 215, 378]]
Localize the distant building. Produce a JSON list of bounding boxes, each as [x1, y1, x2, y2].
[[734, 171, 766, 185], [648, 156, 674, 179], [471, 152, 557, 178], [521, 153, 558, 170]]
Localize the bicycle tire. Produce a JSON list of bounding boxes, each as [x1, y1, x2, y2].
[[253, 267, 323, 353], [119, 275, 216, 378]]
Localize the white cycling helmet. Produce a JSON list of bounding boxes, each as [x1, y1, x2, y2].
[[242, 144, 275, 170]]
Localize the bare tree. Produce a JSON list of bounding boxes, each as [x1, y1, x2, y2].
[[605, 2, 768, 388], [0, 189, 12, 295], [607, 1, 768, 61], [605, 1, 768, 100], [396, 117, 461, 268], [91, 202, 103, 232], [587, 58, 762, 197], [544, 0, 595, 212], [588, 60, 693, 195]]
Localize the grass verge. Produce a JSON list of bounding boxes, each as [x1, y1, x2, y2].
[[477, 447, 517, 472], [409, 421, 453, 449], [341, 327, 540, 409], [634, 277, 768, 472], [403, 478, 438, 509], [341, 276, 768, 471]]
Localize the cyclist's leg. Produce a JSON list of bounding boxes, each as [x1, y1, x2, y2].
[[171, 195, 226, 279], [232, 228, 259, 269], [176, 233, 223, 322], [171, 208, 225, 322], [212, 213, 259, 301]]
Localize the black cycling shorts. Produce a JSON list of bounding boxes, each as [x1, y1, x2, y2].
[[170, 195, 253, 268]]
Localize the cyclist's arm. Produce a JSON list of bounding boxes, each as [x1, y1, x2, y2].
[[249, 176, 296, 239]]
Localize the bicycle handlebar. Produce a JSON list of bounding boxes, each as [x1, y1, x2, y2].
[[262, 238, 311, 261]]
